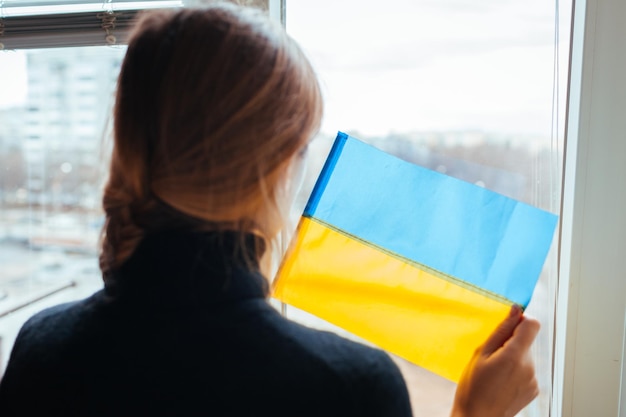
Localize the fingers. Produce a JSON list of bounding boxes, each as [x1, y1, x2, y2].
[[481, 304, 523, 356], [454, 306, 540, 417], [507, 316, 541, 354]]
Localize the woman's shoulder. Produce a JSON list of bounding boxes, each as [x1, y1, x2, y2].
[[0, 290, 108, 414], [235, 300, 401, 377], [254, 304, 406, 391], [7, 290, 106, 360], [277, 313, 392, 368], [250, 305, 412, 414]]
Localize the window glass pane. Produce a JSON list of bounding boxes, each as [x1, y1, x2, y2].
[[285, 1, 571, 416], [0, 4, 571, 415], [0, 46, 125, 372]]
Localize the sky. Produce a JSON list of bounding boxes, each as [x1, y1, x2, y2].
[[286, 0, 572, 138], [0, 0, 572, 137], [0, 51, 27, 108]]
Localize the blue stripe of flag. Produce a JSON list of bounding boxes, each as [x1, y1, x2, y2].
[[304, 133, 558, 307]]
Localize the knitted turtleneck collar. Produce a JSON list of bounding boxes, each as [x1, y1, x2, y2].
[[105, 230, 269, 310]]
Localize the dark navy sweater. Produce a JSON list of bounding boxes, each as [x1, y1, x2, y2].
[[0, 231, 412, 416]]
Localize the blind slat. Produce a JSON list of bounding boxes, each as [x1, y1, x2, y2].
[[3, 0, 155, 6], [0, 10, 143, 49], [0, 0, 270, 50], [2, 1, 181, 17]]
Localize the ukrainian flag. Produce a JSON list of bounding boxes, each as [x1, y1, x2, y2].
[[273, 132, 558, 382]]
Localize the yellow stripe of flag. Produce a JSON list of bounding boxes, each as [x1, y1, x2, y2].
[[273, 217, 511, 382]]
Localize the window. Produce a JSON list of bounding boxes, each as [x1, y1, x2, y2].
[[0, 0, 271, 379], [284, 1, 571, 416], [0, 46, 125, 372]]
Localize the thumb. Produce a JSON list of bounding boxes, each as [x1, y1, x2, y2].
[[506, 316, 541, 354], [481, 304, 523, 356]]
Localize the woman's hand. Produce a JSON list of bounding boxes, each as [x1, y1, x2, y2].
[[450, 305, 540, 417]]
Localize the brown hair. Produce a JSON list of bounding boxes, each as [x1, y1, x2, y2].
[[100, 3, 322, 280]]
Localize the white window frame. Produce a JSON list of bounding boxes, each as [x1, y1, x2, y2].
[[553, 0, 626, 415], [268, 0, 284, 24]]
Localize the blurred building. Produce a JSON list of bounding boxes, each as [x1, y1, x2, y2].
[[18, 46, 124, 206]]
